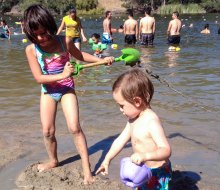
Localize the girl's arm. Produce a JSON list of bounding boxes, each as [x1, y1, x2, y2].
[[78, 20, 87, 42], [65, 37, 113, 63], [57, 19, 65, 35], [96, 123, 131, 175], [26, 44, 73, 84]]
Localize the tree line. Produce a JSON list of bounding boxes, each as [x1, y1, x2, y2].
[[0, 0, 220, 15]]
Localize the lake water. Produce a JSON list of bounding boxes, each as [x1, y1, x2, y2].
[[0, 13, 220, 188]]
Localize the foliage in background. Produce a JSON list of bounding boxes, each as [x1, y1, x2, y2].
[[201, 0, 220, 12], [0, 0, 220, 14], [0, 0, 19, 13], [158, 4, 205, 14]]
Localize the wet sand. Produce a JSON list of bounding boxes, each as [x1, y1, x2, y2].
[[0, 122, 219, 190]]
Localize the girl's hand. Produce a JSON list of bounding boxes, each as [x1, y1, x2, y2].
[[82, 36, 87, 43], [95, 161, 109, 176], [130, 153, 145, 165], [62, 62, 74, 78], [103, 56, 114, 66]]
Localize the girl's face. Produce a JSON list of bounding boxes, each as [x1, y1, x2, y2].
[[113, 90, 142, 120], [70, 12, 76, 18], [33, 27, 52, 46]]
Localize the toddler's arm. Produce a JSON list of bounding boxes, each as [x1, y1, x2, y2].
[[96, 123, 131, 175]]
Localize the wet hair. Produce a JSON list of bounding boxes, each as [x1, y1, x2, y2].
[[127, 9, 133, 17], [204, 23, 209, 29], [119, 25, 124, 29], [112, 68, 154, 107], [91, 33, 100, 39], [173, 11, 179, 18], [1, 20, 7, 25], [105, 11, 111, 18], [144, 6, 152, 15], [23, 4, 57, 43]]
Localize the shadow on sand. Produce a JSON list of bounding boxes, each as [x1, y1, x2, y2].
[[171, 170, 200, 190], [59, 133, 201, 189]]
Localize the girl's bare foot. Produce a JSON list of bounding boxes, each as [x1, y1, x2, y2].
[[37, 161, 58, 172]]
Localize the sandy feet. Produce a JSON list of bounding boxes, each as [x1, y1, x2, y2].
[[37, 161, 58, 172]]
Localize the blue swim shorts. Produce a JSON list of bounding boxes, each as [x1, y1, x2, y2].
[[134, 161, 172, 190]]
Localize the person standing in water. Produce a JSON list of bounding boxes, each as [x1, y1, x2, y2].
[[102, 11, 113, 44], [167, 11, 182, 45], [57, 6, 87, 50], [123, 9, 138, 45], [139, 6, 156, 46], [0, 20, 11, 39]]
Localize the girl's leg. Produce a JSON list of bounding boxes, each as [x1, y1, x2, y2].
[[38, 93, 59, 172], [74, 42, 81, 50], [61, 90, 94, 184]]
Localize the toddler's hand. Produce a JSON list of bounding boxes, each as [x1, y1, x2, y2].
[[104, 56, 114, 66], [62, 62, 74, 78], [130, 153, 145, 165], [95, 161, 109, 176]]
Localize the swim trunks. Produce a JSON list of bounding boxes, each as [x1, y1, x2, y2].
[[167, 35, 180, 45], [125, 34, 136, 44], [72, 37, 81, 43], [35, 36, 74, 102], [134, 161, 172, 190], [102, 32, 112, 44], [141, 33, 154, 46], [0, 33, 9, 39]]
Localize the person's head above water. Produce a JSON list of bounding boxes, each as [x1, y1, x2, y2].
[[204, 23, 209, 29]]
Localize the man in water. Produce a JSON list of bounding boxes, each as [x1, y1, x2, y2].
[[167, 11, 182, 45], [201, 23, 210, 34], [123, 9, 138, 44], [139, 6, 156, 46], [102, 11, 113, 44]]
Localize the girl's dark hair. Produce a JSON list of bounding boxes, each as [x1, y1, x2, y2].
[[112, 68, 154, 107], [1, 20, 7, 25], [23, 4, 57, 43]]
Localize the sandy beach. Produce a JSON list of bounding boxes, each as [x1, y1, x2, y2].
[[0, 121, 219, 190]]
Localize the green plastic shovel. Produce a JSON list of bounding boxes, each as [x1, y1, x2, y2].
[[71, 48, 140, 75]]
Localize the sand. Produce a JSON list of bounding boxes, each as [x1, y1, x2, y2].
[[0, 123, 219, 190]]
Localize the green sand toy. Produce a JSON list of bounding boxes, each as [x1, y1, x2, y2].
[[71, 48, 140, 75]]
